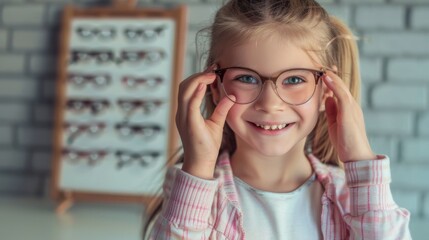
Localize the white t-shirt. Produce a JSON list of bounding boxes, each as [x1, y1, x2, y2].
[[234, 173, 323, 240]]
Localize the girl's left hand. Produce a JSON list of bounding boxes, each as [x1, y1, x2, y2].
[[322, 69, 377, 162]]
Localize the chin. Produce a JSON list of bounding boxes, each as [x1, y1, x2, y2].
[[254, 146, 294, 157]]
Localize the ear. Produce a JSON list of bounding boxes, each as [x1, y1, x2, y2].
[[209, 76, 221, 105], [319, 79, 333, 112]]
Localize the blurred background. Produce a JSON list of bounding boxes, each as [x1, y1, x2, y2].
[[0, 0, 428, 239]]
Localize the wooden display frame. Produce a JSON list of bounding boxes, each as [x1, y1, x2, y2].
[[50, 3, 186, 213]]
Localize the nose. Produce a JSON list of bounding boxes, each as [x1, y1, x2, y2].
[[253, 80, 286, 112]]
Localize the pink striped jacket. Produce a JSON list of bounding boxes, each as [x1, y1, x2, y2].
[[149, 153, 411, 239]]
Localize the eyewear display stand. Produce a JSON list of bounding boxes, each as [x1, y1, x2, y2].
[[50, 0, 186, 214]]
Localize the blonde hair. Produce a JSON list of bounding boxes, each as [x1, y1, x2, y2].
[[201, 0, 361, 166], [143, 0, 361, 237]]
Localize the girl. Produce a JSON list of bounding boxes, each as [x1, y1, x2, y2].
[[145, 0, 411, 239]]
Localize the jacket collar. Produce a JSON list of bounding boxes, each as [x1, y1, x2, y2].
[[216, 152, 336, 208]]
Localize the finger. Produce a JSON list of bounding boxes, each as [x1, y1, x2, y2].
[[188, 83, 208, 117], [180, 73, 216, 101], [178, 73, 216, 121], [325, 96, 337, 128], [322, 71, 353, 110], [209, 95, 236, 126], [204, 63, 218, 73]]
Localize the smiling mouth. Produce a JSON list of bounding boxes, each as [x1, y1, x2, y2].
[[254, 123, 291, 130]]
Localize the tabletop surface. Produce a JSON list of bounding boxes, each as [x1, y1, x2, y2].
[[0, 197, 146, 240]]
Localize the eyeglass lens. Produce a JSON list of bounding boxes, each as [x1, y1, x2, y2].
[[217, 68, 322, 105]]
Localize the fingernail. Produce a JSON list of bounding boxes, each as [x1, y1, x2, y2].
[[228, 95, 236, 102]]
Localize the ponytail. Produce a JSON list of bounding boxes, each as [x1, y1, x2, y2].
[[309, 16, 361, 166]]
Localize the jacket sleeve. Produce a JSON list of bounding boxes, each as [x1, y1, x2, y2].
[[148, 167, 219, 239], [343, 156, 412, 240]]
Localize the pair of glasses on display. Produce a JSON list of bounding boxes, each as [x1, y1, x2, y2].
[[66, 99, 164, 116], [62, 148, 108, 165], [68, 73, 163, 90], [69, 49, 166, 66], [64, 122, 106, 144], [62, 148, 161, 169], [68, 73, 112, 88], [121, 76, 163, 89], [115, 150, 160, 169], [66, 99, 110, 115], [115, 122, 162, 139], [117, 99, 163, 119], [75, 25, 166, 41], [76, 26, 116, 40], [214, 66, 326, 105], [123, 25, 166, 41]]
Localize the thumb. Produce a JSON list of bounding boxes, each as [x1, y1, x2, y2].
[[325, 96, 337, 127], [209, 95, 235, 126]]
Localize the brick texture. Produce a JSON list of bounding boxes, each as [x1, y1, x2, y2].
[[371, 84, 427, 110], [412, 7, 429, 29], [388, 58, 429, 82], [362, 32, 429, 56], [401, 138, 429, 163], [364, 111, 414, 136], [355, 6, 405, 30], [2, 5, 45, 26]]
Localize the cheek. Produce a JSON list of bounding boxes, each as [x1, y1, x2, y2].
[[297, 93, 323, 124]]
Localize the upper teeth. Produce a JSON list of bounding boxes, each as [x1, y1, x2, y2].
[[256, 123, 288, 130]]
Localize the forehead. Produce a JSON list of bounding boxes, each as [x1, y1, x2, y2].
[[218, 34, 321, 75]]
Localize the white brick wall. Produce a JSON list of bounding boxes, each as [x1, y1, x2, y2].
[[0, 54, 25, 73], [355, 6, 405, 30], [388, 58, 429, 82], [2, 5, 45, 26], [368, 136, 399, 162], [12, 30, 51, 51], [0, 150, 27, 170], [363, 32, 429, 56], [402, 139, 429, 162], [419, 113, 429, 136], [0, 30, 8, 49], [360, 57, 383, 82], [0, 103, 30, 122], [412, 7, 429, 29], [364, 111, 414, 136], [0, 0, 428, 239], [372, 84, 427, 110]]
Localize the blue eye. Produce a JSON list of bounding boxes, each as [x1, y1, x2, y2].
[[235, 75, 259, 84], [283, 76, 304, 85]]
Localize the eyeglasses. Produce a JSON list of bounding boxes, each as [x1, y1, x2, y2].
[[76, 26, 116, 40], [119, 49, 165, 65], [62, 148, 108, 165], [214, 66, 325, 105], [64, 122, 106, 144], [70, 50, 115, 65], [121, 75, 163, 89], [123, 26, 166, 41], [68, 73, 112, 88], [115, 150, 160, 169], [70, 49, 165, 66], [117, 99, 163, 119], [115, 123, 162, 139], [66, 99, 110, 115]]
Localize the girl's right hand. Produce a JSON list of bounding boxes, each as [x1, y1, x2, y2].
[[176, 67, 235, 179]]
